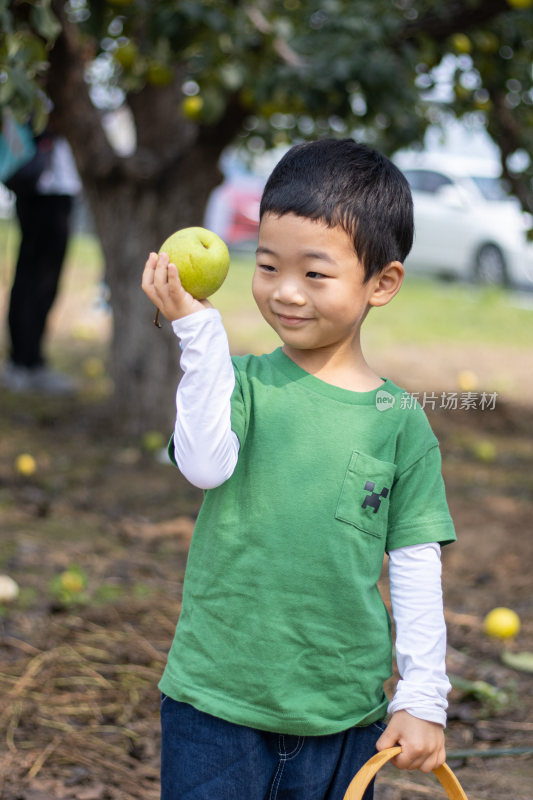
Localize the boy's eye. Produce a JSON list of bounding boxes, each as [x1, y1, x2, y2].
[[258, 264, 276, 273], [306, 271, 328, 279]]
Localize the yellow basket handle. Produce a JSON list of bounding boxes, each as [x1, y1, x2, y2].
[[343, 746, 469, 800]]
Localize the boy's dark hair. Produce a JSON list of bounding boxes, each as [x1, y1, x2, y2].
[[260, 138, 414, 282]]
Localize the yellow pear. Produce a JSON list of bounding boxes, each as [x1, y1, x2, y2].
[[159, 227, 230, 299]]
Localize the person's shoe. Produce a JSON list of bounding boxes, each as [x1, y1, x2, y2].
[[0, 362, 34, 392], [29, 366, 76, 395], [1, 362, 75, 395]]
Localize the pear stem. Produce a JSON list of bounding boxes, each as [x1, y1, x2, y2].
[[153, 308, 162, 328]]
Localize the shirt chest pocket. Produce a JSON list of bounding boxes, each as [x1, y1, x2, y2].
[[335, 451, 396, 538]]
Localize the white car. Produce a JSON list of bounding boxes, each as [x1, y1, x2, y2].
[[394, 152, 533, 289]]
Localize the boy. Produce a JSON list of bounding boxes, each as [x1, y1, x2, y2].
[[142, 138, 456, 800]]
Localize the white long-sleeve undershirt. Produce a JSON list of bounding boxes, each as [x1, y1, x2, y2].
[[172, 310, 239, 489], [171, 309, 451, 727]]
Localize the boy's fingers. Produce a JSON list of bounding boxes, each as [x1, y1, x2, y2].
[[143, 250, 202, 319], [153, 253, 172, 293], [389, 750, 416, 771], [166, 263, 189, 303], [166, 262, 181, 286], [375, 728, 396, 752], [142, 252, 159, 284], [377, 731, 419, 770], [142, 252, 157, 280], [418, 746, 446, 774], [141, 254, 160, 302], [391, 743, 439, 772]]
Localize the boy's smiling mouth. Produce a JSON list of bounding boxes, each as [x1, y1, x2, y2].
[[275, 313, 312, 326]]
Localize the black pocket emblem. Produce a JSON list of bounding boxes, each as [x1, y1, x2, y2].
[[361, 481, 389, 513]]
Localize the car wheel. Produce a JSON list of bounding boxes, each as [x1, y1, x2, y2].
[[474, 244, 508, 286]]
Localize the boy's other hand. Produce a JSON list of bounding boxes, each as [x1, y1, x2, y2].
[[142, 252, 212, 321], [375, 710, 445, 773]]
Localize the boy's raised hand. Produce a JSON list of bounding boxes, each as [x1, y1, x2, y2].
[[376, 711, 446, 773], [142, 251, 211, 322]]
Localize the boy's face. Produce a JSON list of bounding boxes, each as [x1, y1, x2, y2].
[[253, 213, 384, 360]]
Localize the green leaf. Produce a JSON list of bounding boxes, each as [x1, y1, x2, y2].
[[501, 650, 533, 673], [219, 62, 244, 91], [450, 674, 511, 710], [30, 3, 62, 42], [0, 74, 14, 104]]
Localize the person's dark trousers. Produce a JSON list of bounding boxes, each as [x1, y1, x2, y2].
[[160, 695, 385, 800], [8, 194, 72, 368]]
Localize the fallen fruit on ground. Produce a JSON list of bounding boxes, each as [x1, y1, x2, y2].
[[472, 439, 497, 463], [141, 431, 166, 453], [60, 570, 85, 594], [15, 453, 36, 476], [0, 575, 20, 603], [483, 607, 521, 639], [457, 369, 478, 392], [83, 357, 105, 378]]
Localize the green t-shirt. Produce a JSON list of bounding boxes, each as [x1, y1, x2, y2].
[[159, 348, 456, 735]]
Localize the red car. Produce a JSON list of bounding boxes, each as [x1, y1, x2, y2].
[[205, 175, 263, 247]]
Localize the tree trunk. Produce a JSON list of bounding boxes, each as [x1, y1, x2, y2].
[[45, 4, 244, 434], [85, 154, 222, 435]]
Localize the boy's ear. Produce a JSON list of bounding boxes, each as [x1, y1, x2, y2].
[[368, 261, 404, 307]]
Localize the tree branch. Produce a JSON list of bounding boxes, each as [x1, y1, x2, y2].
[[47, 3, 193, 185], [395, 0, 511, 44], [197, 93, 249, 157], [246, 6, 306, 66], [47, 1, 117, 182], [486, 91, 533, 213], [126, 71, 197, 179]]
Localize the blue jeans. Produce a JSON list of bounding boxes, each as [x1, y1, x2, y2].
[[160, 695, 385, 800]]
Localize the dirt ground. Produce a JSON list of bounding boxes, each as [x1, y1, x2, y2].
[[0, 298, 532, 798]]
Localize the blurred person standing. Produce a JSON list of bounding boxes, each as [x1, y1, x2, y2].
[[1, 121, 81, 394]]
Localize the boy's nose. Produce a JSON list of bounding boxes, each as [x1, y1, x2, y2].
[[273, 279, 305, 305]]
